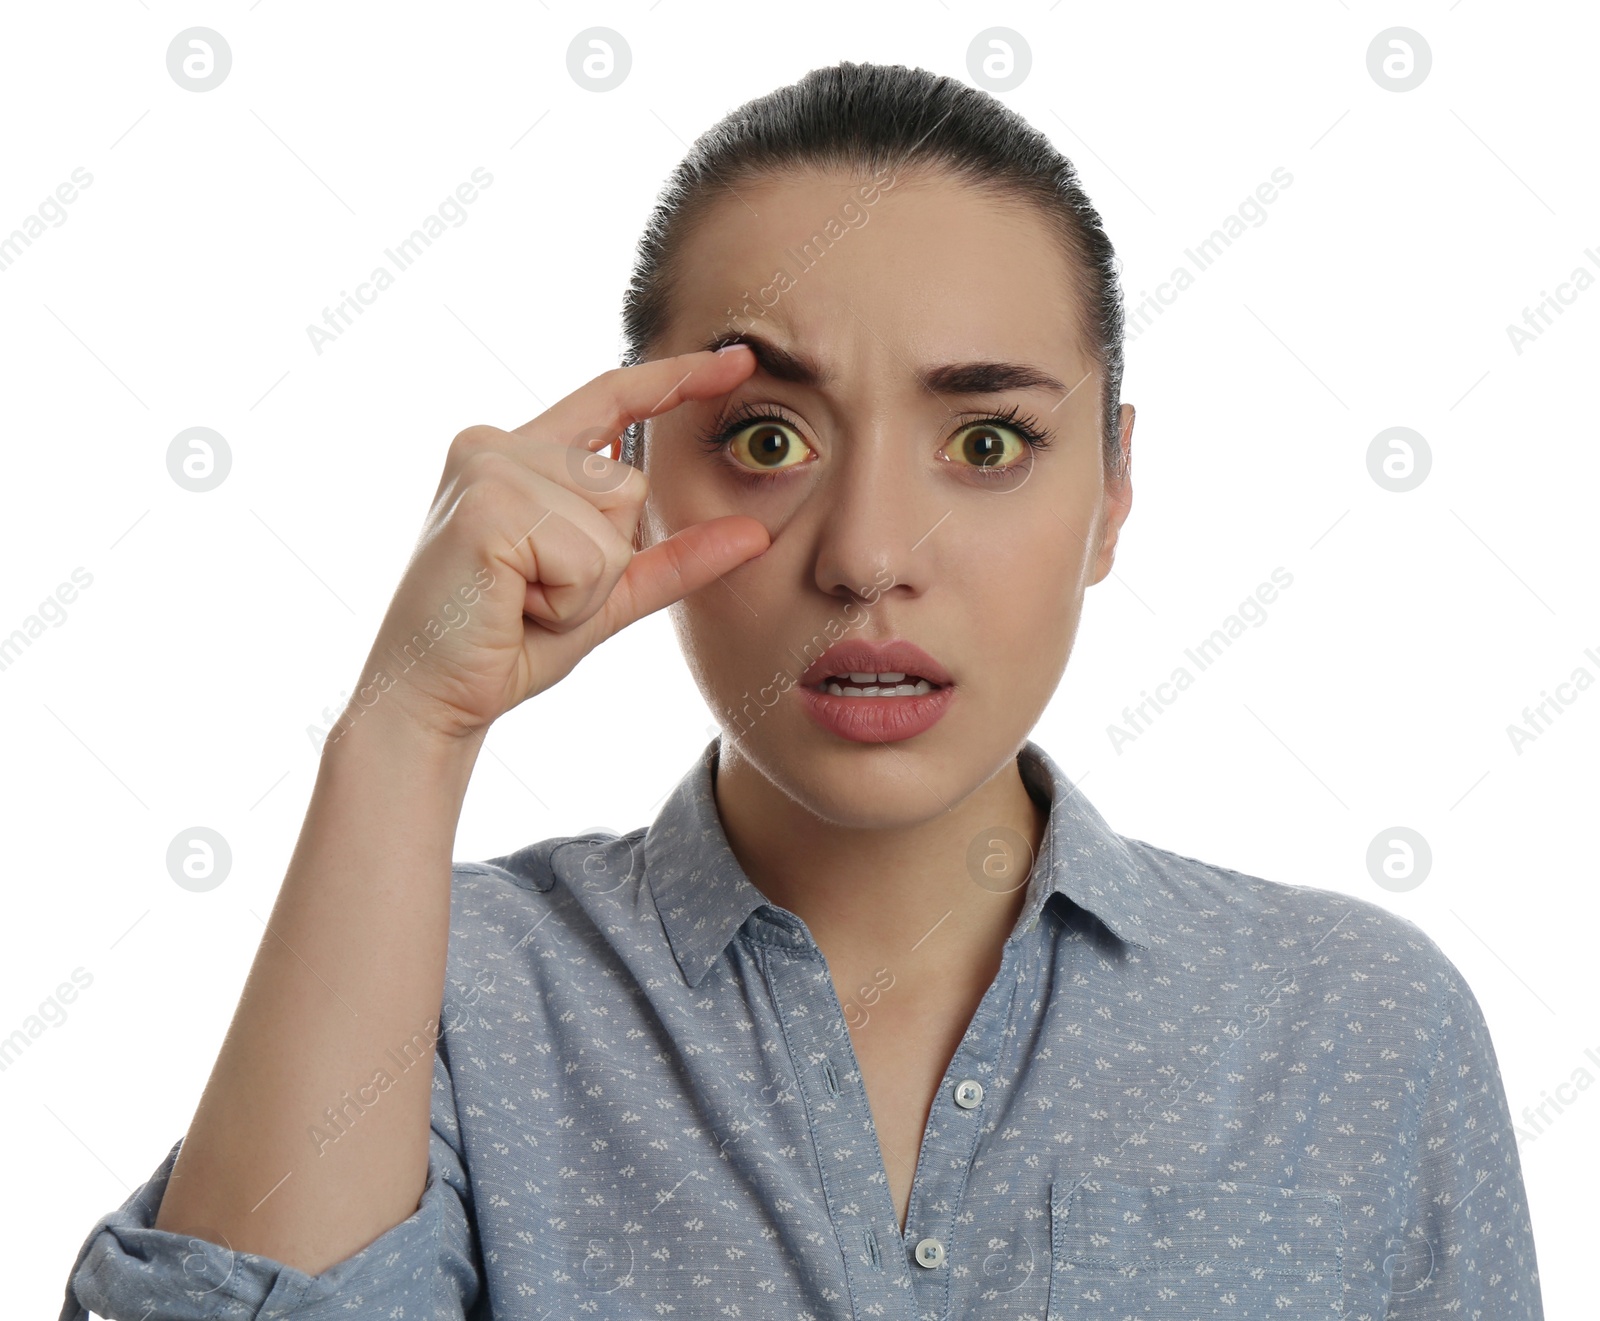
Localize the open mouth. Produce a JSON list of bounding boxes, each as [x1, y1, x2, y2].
[[813, 672, 943, 697], [797, 644, 955, 741]]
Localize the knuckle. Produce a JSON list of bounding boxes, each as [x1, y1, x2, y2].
[[457, 445, 518, 487], [448, 423, 502, 463], [452, 470, 519, 525]]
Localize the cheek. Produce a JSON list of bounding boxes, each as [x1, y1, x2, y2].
[[956, 509, 1087, 639], [965, 504, 1087, 585], [673, 590, 753, 683], [668, 598, 729, 702]]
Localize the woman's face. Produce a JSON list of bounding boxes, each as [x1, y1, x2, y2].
[[639, 167, 1134, 826]]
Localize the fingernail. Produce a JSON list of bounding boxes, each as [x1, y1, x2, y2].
[[715, 342, 749, 355]]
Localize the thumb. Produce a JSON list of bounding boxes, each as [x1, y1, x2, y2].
[[596, 515, 771, 638]]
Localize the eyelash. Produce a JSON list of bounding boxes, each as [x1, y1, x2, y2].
[[694, 400, 1054, 486]]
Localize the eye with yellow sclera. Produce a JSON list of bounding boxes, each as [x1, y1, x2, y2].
[[696, 401, 1054, 486]]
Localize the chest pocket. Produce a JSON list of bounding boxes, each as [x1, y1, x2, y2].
[[1049, 1178, 1344, 1318]]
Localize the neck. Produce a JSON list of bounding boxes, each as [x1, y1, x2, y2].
[[711, 740, 1049, 992]]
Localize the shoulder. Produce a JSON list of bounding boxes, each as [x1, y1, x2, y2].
[[446, 828, 649, 942], [434, 829, 652, 1042], [1117, 831, 1469, 1028]]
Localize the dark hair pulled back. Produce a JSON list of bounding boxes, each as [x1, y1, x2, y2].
[[619, 60, 1127, 481]]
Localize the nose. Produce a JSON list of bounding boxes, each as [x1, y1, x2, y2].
[[809, 417, 942, 604]]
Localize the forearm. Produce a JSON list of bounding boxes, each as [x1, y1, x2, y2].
[[152, 709, 480, 1276]]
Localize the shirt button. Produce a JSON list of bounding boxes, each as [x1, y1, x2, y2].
[[913, 1237, 946, 1268], [953, 1079, 984, 1109]]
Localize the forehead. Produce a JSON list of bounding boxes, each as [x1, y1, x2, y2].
[[665, 168, 1090, 383]]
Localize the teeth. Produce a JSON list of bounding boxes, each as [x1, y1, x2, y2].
[[824, 678, 934, 698], [848, 671, 905, 683]]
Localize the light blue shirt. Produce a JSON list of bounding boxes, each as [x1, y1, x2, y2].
[[61, 737, 1543, 1319]]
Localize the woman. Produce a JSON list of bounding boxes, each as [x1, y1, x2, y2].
[[61, 61, 1542, 1320]]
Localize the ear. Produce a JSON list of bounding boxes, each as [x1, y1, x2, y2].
[[1090, 403, 1135, 585]]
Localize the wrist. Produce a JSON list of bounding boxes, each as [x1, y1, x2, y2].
[[321, 695, 484, 790]]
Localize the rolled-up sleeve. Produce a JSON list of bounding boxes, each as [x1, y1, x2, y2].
[[1386, 958, 1544, 1319], [57, 1042, 481, 1321]]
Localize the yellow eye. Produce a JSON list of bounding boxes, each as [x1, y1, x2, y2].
[[726, 419, 814, 473], [942, 422, 1028, 471]]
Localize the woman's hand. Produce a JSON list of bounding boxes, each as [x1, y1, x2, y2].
[[346, 344, 765, 745]]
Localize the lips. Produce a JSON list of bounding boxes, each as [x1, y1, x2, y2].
[[799, 639, 953, 690]]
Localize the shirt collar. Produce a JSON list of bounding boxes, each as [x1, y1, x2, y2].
[[645, 736, 1152, 989]]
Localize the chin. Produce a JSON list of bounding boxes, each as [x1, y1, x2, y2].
[[727, 709, 1012, 827]]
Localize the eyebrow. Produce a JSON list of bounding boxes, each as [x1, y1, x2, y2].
[[699, 330, 1070, 398]]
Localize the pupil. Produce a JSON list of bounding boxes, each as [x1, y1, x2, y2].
[[969, 429, 1005, 467], [750, 427, 789, 467]]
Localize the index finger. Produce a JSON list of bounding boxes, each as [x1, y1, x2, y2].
[[508, 344, 755, 445]]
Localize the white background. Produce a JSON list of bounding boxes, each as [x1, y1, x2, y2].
[[1, 3, 1593, 1317]]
